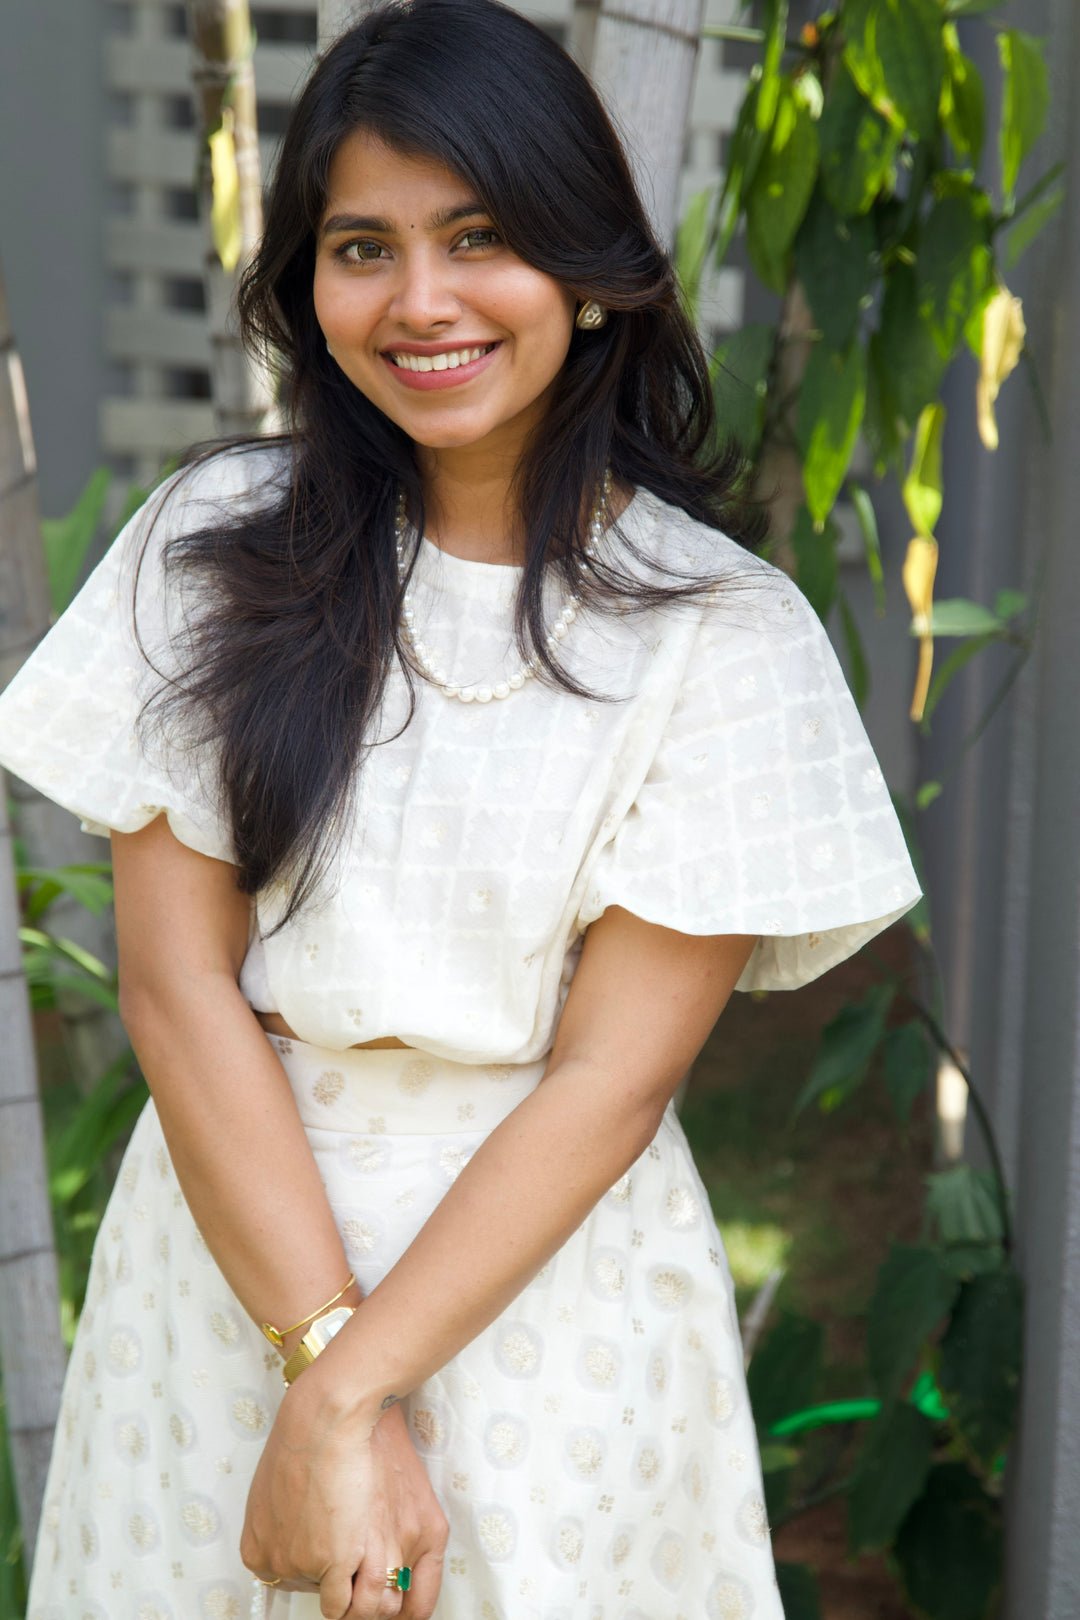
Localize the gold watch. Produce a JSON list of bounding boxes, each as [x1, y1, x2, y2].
[[282, 1304, 356, 1385]]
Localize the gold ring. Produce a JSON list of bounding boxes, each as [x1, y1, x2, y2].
[[385, 1565, 413, 1591], [256, 1575, 282, 1587]]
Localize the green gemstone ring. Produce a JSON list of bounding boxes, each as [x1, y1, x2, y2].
[[385, 1565, 412, 1592]]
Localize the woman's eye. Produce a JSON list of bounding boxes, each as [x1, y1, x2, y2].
[[460, 228, 498, 249], [340, 240, 386, 263]]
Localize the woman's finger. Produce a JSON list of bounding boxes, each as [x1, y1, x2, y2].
[[319, 1562, 357, 1620], [399, 1549, 445, 1620], [345, 1539, 401, 1620]]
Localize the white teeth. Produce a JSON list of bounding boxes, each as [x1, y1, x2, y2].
[[390, 344, 490, 372]]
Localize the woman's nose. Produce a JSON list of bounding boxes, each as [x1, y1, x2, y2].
[[389, 251, 461, 332]]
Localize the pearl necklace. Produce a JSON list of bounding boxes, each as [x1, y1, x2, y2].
[[394, 474, 612, 704]]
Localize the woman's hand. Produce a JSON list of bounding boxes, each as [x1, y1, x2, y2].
[[241, 1377, 447, 1619]]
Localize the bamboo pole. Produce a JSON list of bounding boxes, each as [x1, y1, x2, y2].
[[187, 0, 277, 436], [0, 255, 66, 1562]]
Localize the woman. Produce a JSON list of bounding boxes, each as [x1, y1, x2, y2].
[[0, 2, 921, 1617]]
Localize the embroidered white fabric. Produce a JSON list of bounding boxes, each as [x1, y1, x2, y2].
[[0, 446, 920, 1062]]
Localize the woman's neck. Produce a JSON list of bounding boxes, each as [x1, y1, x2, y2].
[[418, 453, 523, 566]]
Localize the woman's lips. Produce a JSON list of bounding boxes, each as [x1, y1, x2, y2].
[[380, 341, 501, 392]]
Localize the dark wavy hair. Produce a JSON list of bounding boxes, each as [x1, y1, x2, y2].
[[141, 0, 763, 924]]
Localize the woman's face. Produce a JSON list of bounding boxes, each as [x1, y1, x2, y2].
[[313, 132, 578, 459]]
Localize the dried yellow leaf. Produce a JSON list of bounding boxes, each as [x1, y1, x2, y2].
[[977, 288, 1026, 451], [209, 108, 242, 273], [903, 535, 939, 723]]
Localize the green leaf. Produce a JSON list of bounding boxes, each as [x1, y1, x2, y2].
[[993, 587, 1027, 621], [711, 323, 775, 460], [942, 36, 985, 166], [798, 339, 867, 524], [676, 185, 713, 321], [1005, 184, 1064, 269], [843, 0, 947, 142], [757, 0, 790, 134], [716, 83, 772, 268], [818, 61, 899, 217], [48, 1050, 142, 1204], [18, 926, 113, 981], [916, 780, 943, 810], [894, 1463, 1003, 1620], [902, 403, 946, 538], [794, 983, 892, 1117], [40, 467, 111, 616], [848, 482, 887, 614], [875, 262, 947, 434], [927, 598, 1003, 637], [866, 1244, 960, 1400], [837, 589, 870, 711], [921, 633, 997, 724], [917, 193, 991, 360], [940, 1269, 1022, 1465], [890, 790, 932, 942], [747, 1312, 824, 1431], [792, 506, 839, 623], [848, 1400, 935, 1553], [998, 30, 1049, 202], [925, 1165, 1006, 1276], [745, 82, 819, 293], [882, 1021, 932, 1123], [20, 864, 114, 922], [775, 1563, 822, 1620], [796, 189, 876, 352]]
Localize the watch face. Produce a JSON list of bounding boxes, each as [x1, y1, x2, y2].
[[310, 1305, 355, 1352]]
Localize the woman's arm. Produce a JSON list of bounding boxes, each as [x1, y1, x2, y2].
[[111, 816, 447, 1619], [280, 906, 755, 1429]]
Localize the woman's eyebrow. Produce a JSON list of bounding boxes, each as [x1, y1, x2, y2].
[[320, 201, 489, 238]]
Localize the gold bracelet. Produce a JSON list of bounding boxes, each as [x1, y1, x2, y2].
[[260, 1273, 356, 1349]]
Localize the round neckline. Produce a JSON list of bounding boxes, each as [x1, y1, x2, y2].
[[409, 486, 656, 602]]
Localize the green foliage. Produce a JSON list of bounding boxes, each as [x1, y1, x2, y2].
[[838, 588, 870, 710], [798, 340, 867, 524], [39, 468, 110, 617], [847, 1399, 935, 1553], [792, 983, 893, 1115], [867, 1245, 960, 1400], [925, 1164, 1007, 1276], [775, 1561, 822, 1619], [902, 403, 946, 537], [939, 1270, 1022, 1464], [998, 30, 1049, 202], [711, 323, 774, 460], [747, 1312, 824, 1431], [745, 81, 819, 292], [818, 61, 899, 217], [843, 0, 946, 143], [881, 1020, 932, 1123], [894, 1463, 1003, 1618], [796, 189, 876, 351], [792, 505, 838, 621]]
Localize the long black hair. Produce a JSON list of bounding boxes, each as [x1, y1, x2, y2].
[[141, 0, 764, 924]]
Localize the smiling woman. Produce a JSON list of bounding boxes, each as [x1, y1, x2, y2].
[[0, 2, 921, 1619]]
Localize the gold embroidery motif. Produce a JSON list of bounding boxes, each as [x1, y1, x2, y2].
[[557, 1524, 584, 1564], [231, 1396, 269, 1433], [313, 1070, 345, 1106], [412, 1407, 446, 1449], [476, 1510, 514, 1557]]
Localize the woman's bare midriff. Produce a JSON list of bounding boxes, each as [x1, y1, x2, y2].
[[255, 1011, 411, 1050]]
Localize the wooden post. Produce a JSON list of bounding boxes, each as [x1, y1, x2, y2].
[[0, 254, 66, 1563], [187, 0, 277, 437], [588, 0, 705, 246]]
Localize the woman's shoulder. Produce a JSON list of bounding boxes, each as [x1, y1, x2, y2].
[[622, 486, 816, 635]]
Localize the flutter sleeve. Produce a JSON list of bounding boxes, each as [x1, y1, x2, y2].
[[577, 564, 922, 991], [0, 448, 277, 863]]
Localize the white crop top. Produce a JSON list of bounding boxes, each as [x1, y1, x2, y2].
[[0, 447, 920, 1062]]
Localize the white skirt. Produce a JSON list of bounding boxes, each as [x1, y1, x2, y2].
[[27, 1035, 783, 1620]]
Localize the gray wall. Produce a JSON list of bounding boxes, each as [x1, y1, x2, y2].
[[920, 1, 1080, 1613], [0, 0, 109, 517]]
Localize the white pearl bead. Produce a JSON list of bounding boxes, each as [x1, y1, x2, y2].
[[508, 672, 525, 690], [444, 684, 460, 699], [552, 621, 567, 639], [459, 686, 475, 702], [494, 681, 510, 700], [475, 685, 493, 703]]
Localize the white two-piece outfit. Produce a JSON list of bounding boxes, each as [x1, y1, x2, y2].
[[0, 448, 920, 1620]]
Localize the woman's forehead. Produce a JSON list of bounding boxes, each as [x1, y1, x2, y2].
[[321, 132, 480, 229]]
